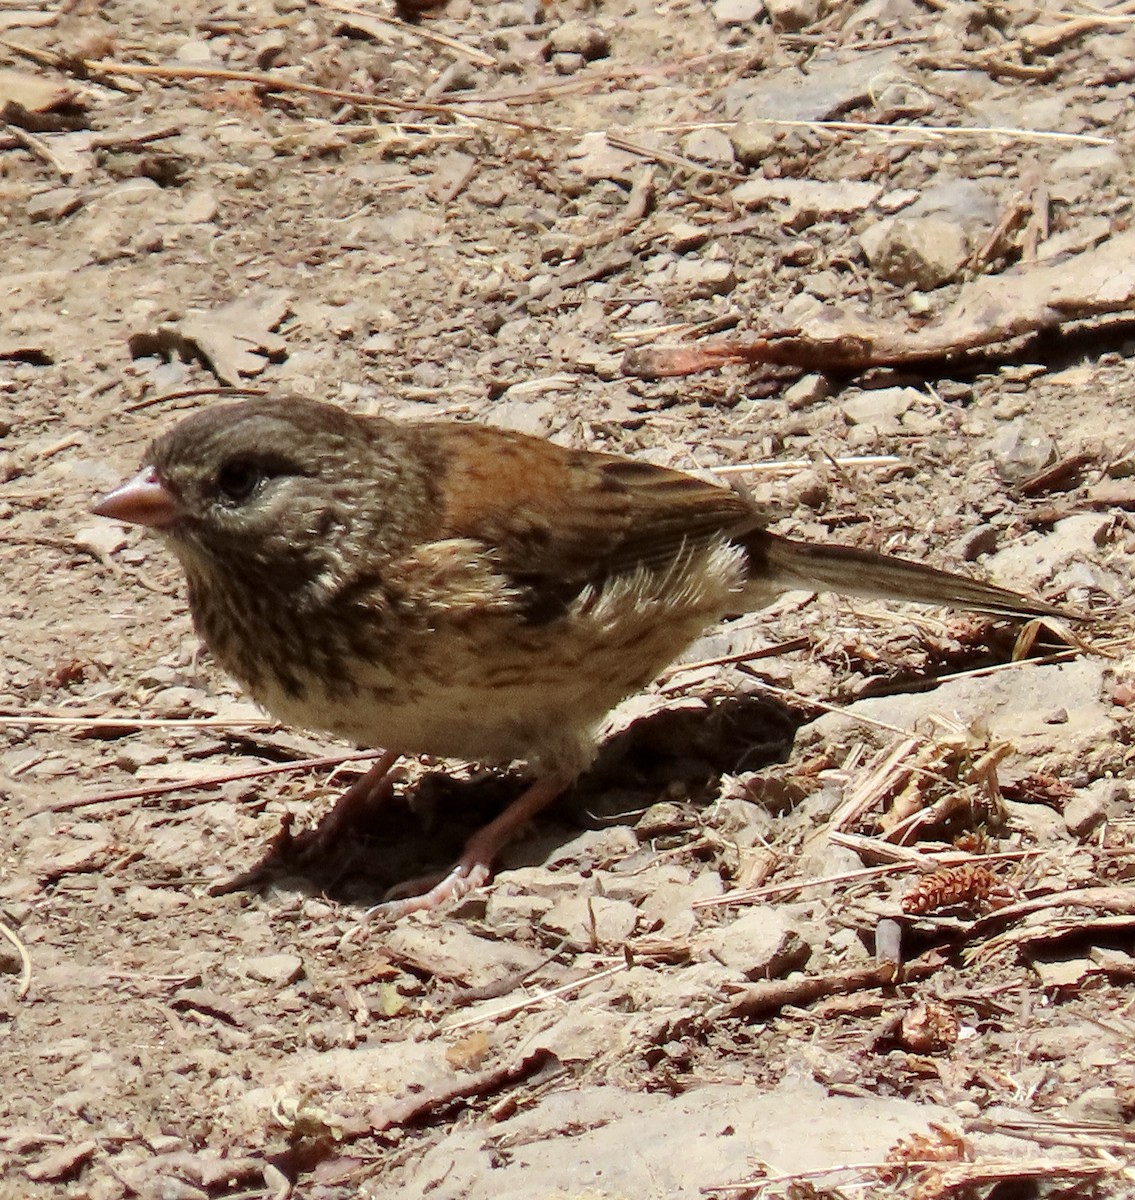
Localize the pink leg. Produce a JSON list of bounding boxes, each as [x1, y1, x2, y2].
[[210, 749, 400, 893], [370, 774, 571, 918], [292, 748, 401, 860]]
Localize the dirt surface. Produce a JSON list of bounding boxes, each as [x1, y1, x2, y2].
[[3, 1, 1135, 1197]]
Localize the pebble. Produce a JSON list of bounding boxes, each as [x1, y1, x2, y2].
[[840, 385, 919, 429], [547, 20, 609, 59], [562, 132, 638, 192], [1064, 780, 1123, 838], [733, 177, 881, 225], [729, 123, 777, 166], [551, 52, 586, 75], [726, 49, 900, 123], [763, 0, 823, 30], [681, 127, 735, 167], [700, 908, 811, 980], [73, 522, 127, 560], [27, 187, 82, 222], [712, 0, 763, 23], [674, 258, 736, 298], [174, 39, 212, 63], [859, 216, 968, 289], [905, 179, 998, 228], [664, 219, 711, 253], [242, 954, 304, 986], [540, 894, 640, 949], [988, 419, 1057, 483], [783, 373, 830, 409]]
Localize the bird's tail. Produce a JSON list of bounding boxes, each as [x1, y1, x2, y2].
[[741, 529, 1068, 620]]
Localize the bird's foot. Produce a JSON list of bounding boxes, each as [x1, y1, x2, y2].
[[364, 772, 571, 918], [368, 861, 493, 919]]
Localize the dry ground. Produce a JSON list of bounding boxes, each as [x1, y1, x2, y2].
[[2, 1, 1135, 1197]]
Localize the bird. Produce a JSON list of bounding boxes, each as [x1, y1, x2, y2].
[[92, 395, 1067, 914]]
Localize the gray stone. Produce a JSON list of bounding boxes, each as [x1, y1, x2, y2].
[[798, 659, 1112, 767], [729, 122, 777, 166], [547, 20, 609, 59], [764, 0, 823, 30], [681, 127, 735, 167], [841, 385, 919, 429], [988, 419, 1057, 484], [399, 1080, 956, 1199], [905, 179, 999, 229], [859, 216, 968, 289], [241, 955, 304, 986], [725, 50, 900, 123], [700, 907, 811, 979], [674, 258, 736, 298], [712, 0, 764, 23], [1064, 780, 1125, 837], [733, 177, 880, 224], [541, 894, 640, 948], [27, 187, 82, 222]]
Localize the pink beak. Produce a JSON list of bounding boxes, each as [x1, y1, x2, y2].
[[92, 466, 182, 530]]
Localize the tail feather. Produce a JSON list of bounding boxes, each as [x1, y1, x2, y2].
[[743, 529, 1068, 620]]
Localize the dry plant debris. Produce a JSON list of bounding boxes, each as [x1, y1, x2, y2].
[[1, 0, 1134, 1196]]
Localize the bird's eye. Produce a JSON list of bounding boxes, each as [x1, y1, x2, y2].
[[216, 459, 263, 504]]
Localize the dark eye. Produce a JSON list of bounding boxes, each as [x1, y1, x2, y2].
[[216, 459, 263, 504]]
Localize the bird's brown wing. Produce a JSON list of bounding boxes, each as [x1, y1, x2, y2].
[[408, 421, 757, 599]]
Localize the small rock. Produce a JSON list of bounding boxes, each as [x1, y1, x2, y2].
[[27, 187, 82, 222], [859, 216, 968, 289], [1066, 1085, 1128, 1123], [674, 258, 736, 298], [24, 823, 112, 878], [73, 522, 127, 559], [254, 29, 287, 70], [26, 1140, 98, 1183], [174, 38, 212, 63], [1046, 145, 1124, 204], [681, 128, 735, 167], [1064, 780, 1124, 838], [712, 0, 764, 23], [729, 122, 777, 166], [988, 419, 1056, 484], [541, 895, 639, 949], [551, 52, 586, 75], [113, 743, 169, 772], [790, 469, 829, 510], [488, 396, 555, 437], [563, 132, 638, 192], [905, 179, 999, 229], [178, 191, 219, 224], [727, 49, 900, 124], [242, 954, 304, 986], [701, 908, 811, 979], [764, 0, 823, 31], [841, 386, 919, 429], [876, 188, 919, 214], [665, 220, 711, 253], [547, 20, 609, 59], [783, 373, 830, 409], [485, 890, 555, 927], [147, 685, 210, 717], [733, 178, 881, 225]]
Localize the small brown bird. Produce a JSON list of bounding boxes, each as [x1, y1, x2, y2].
[[94, 396, 1064, 913]]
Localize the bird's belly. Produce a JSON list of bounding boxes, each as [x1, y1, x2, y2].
[[248, 665, 601, 773], [241, 539, 750, 773]]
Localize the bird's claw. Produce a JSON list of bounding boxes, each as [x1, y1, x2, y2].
[[367, 861, 492, 919]]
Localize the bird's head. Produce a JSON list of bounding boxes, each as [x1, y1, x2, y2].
[[93, 397, 429, 599]]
